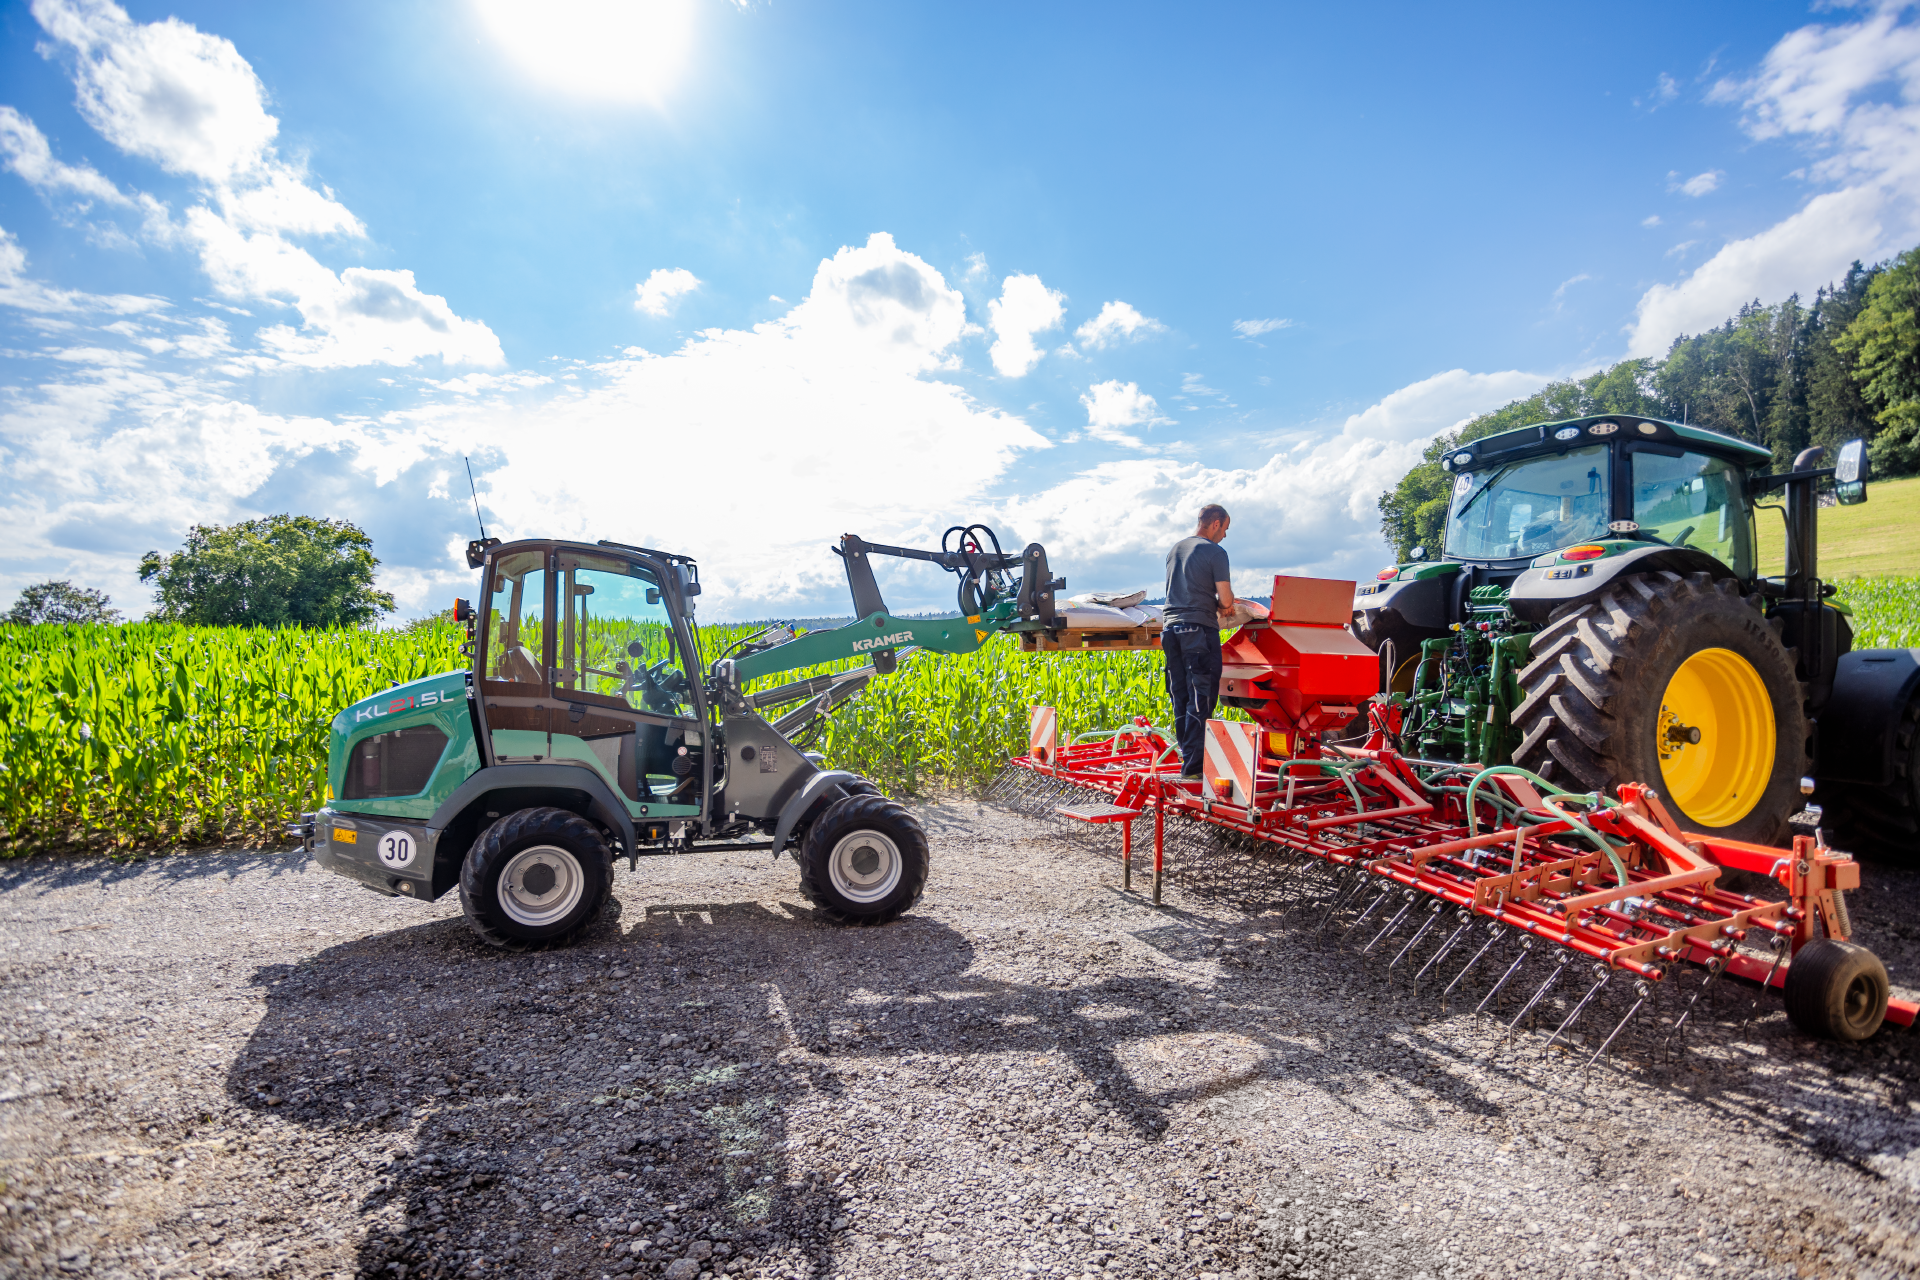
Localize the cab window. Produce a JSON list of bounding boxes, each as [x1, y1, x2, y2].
[[1632, 449, 1753, 577], [555, 554, 696, 719], [485, 550, 548, 685]]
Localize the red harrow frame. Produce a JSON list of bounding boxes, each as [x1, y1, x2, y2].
[[990, 574, 1913, 1052]]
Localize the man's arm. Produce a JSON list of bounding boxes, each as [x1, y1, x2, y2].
[[1215, 580, 1236, 619]]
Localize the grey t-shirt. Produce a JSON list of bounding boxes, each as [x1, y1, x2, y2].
[[1164, 536, 1230, 630]]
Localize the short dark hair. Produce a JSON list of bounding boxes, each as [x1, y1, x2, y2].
[[1197, 504, 1229, 528]]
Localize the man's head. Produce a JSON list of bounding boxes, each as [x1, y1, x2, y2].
[[1196, 503, 1230, 543]]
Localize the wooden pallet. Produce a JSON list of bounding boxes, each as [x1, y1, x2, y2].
[[1020, 625, 1164, 653]]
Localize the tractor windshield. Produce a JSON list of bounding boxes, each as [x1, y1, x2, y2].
[[1444, 445, 1610, 560]]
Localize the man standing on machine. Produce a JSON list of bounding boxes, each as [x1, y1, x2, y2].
[[1162, 504, 1236, 779]]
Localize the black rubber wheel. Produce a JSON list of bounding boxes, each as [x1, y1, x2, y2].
[[1784, 938, 1890, 1041], [1511, 571, 1809, 845], [798, 793, 929, 925], [1822, 692, 1920, 866], [842, 777, 885, 799], [458, 807, 614, 950]]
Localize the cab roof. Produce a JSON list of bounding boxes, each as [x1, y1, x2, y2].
[[1439, 414, 1773, 473]]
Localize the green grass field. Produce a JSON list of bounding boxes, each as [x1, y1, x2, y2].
[[1756, 473, 1920, 579]]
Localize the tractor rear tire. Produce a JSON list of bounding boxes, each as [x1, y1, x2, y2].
[[458, 807, 614, 950], [1784, 939, 1889, 1041], [1822, 692, 1920, 866], [798, 793, 929, 925], [1511, 570, 1808, 846]]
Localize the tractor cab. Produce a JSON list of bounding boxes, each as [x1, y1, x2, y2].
[[467, 538, 710, 826], [1436, 415, 1768, 581]]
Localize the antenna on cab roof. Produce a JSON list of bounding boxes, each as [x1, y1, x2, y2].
[[464, 456, 489, 541]]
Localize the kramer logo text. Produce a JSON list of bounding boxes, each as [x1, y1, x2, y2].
[[852, 631, 913, 652]]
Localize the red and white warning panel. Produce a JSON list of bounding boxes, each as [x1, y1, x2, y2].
[[1201, 718, 1259, 804], [1029, 705, 1059, 765]]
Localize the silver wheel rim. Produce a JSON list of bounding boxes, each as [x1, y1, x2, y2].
[[827, 828, 902, 904], [498, 844, 585, 927]]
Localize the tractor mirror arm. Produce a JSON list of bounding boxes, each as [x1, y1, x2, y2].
[[1747, 466, 1835, 495]]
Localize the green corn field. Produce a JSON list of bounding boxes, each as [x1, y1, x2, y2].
[[3, 577, 1916, 856]]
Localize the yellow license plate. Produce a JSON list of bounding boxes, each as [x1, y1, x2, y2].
[[332, 827, 358, 844]]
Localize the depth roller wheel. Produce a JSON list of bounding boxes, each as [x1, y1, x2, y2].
[[1511, 570, 1808, 845], [1784, 939, 1890, 1041], [458, 807, 614, 950], [798, 793, 929, 925]]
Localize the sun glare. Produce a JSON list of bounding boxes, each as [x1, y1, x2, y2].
[[473, 0, 695, 104]]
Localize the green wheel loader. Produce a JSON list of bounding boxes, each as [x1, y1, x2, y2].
[[293, 527, 1067, 948], [1349, 415, 1917, 860]]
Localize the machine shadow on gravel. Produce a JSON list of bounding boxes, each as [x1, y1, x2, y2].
[[220, 877, 1524, 1280]]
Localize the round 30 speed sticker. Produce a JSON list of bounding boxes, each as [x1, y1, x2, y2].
[[378, 830, 417, 869]]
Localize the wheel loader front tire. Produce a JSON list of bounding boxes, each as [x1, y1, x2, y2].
[[458, 807, 614, 950], [1511, 570, 1808, 845], [798, 793, 928, 925]]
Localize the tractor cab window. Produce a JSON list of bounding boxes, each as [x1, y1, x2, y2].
[[484, 550, 549, 685], [1444, 444, 1611, 561], [555, 553, 696, 719], [1632, 449, 1753, 577]]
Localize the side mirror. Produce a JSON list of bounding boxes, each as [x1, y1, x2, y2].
[[1835, 438, 1869, 506], [452, 598, 474, 623], [646, 588, 660, 605], [1408, 546, 1426, 562]]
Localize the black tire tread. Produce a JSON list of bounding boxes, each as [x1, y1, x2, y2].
[[1510, 570, 1808, 842], [1822, 694, 1920, 866], [797, 793, 929, 926], [1783, 938, 1890, 1041], [458, 806, 614, 951]]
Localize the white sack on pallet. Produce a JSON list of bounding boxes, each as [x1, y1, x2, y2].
[[1065, 588, 1149, 610], [1060, 603, 1142, 628], [1123, 605, 1163, 626], [1222, 598, 1269, 628]]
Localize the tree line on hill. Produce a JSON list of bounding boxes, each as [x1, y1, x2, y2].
[[5, 515, 393, 629], [1379, 244, 1920, 561]]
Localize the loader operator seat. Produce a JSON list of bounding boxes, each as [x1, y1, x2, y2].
[[498, 643, 543, 684]]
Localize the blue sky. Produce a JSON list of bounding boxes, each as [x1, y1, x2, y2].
[[4, 0, 1918, 620]]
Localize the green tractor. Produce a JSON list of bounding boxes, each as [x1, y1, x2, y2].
[[293, 528, 1067, 948], [1350, 414, 1918, 859]]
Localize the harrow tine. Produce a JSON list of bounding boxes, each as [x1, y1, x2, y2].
[[1506, 951, 1573, 1043], [1542, 967, 1612, 1053], [1337, 881, 1395, 940], [1387, 902, 1445, 972], [1314, 871, 1367, 930], [1744, 935, 1791, 1031], [1361, 890, 1419, 955], [1668, 956, 1727, 1048], [1412, 911, 1475, 987], [1585, 980, 1652, 1070], [1442, 922, 1506, 1000], [1473, 937, 1535, 1018]]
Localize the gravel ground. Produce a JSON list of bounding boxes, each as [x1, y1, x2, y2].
[[2, 797, 1918, 1280]]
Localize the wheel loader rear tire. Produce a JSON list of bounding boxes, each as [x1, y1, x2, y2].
[[458, 807, 613, 951], [1784, 938, 1889, 1041], [1822, 691, 1920, 866], [1510, 570, 1808, 845]]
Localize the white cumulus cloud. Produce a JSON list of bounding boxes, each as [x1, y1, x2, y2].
[[1672, 169, 1724, 197], [24, 0, 493, 371], [1074, 300, 1163, 349], [1079, 379, 1169, 449], [1232, 317, 1293, 339], [987, 272, 1065, 377], [0, 106, 130, 205], [1628, 5, 1920, 356], [635, 267, 701, 317]]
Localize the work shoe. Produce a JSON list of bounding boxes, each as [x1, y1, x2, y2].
[[1179, 772, 1204, 781]]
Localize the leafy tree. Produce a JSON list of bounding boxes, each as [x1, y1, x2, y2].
[[1835, 246, 1920, 476], [1377, 361, 1663, 561], [138, 515, 396, 628], [1806, 263, 1879, 454], [4, 580, 121, 625]]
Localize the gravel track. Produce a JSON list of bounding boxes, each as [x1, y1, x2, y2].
[[2, 799, 1917, 1280]]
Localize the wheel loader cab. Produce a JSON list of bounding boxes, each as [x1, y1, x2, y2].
[[475, 542, 707, 821]]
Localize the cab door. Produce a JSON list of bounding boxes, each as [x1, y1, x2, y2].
[[549, 550, 706, 820]]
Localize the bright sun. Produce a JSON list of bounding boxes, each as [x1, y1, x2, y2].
[[473, 0, 695, 104]]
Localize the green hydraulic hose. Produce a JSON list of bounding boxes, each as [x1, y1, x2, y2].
[[1463, 765, 1632, 885]]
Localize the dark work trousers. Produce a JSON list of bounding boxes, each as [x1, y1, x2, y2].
[[1162, 624, 1222, 776]]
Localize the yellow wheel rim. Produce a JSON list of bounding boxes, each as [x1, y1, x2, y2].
[[1656, 647, 1775, 827]]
